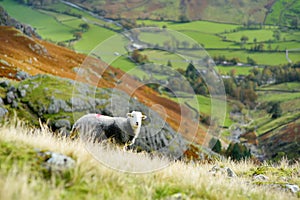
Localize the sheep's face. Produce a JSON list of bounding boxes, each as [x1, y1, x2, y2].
[[127, 111, 147, 134]]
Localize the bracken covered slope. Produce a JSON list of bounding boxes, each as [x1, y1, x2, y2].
[[0, 26, 206, 144]]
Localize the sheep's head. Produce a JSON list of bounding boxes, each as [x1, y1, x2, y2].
[[127, 111, 147, 135]]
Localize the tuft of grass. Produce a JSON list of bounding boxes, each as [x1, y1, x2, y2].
[[0, 122, 299, 199]]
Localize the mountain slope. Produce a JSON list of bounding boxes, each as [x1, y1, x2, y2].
[[68, 0, 275, 24], [0, 26, 206, 144]]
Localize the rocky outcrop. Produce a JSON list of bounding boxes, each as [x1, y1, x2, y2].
[[0, 6, 40, 38], [0, 74, 187, 158]]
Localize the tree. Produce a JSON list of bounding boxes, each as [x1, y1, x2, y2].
[[273, 30, 281, 41], [209, 137, 222, 153], [240, 35, 249, 44], [73, 32, 82, 40], [79, 23, 90, 32], [291, 18, 298, 29], [131, 49, 148, 64], [267, 102, 282, 119], [179, 14, 190, 22], [247, 56, 257, 65], [226, 142, 251, 161], [167, 60, 172, 67]]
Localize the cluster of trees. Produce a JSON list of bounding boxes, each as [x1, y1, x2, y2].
[[182, 60, 300, 108], [183, 63, 208, 95], [182, 62, 258, 107], [131, 49, 149, 64], [72, 23, 90, 40], [223, 77, 257, 107], [249, 63, 300, 85], [209, 137, 251, 161]]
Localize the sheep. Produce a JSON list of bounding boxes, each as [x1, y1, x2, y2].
[[70, 111, 147, 148]]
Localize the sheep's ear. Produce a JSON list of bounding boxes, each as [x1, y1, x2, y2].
[[127, 113, 133, 117], [142, 115, 147, 120]]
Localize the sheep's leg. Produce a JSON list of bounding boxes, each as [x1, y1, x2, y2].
[[123, 134, 138, 151]]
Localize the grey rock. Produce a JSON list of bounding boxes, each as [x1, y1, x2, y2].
[[209, 165, 237, 178], [166, 193, 187, 200], [37, 150, 75, 171], [253, 174, 269, 181], [48, 98, 71, 114], [285, 184, 299, 193], [0, 107, 8, 118], [18, 89, 26, 97], [226, 167, 237, 178], [0, 97, 3, 105], [54, 119, 71, 130], [8, 86, 16, 92], [22, 84, 29, 90], [0, 80, 10, 88], [11, 100, 18, 108], [16, 71, 30, 80], [0, 59, 10, 66], [6, 91, 15, 104]]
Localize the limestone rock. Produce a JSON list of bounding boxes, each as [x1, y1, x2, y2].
[[253, 174, 269, 181], [0, 106, 8, 118], [0, 80, 10, 88], [285, 184, 299, 193], [16, 71, 30, 80], [209, 165, 237, 178], [37, 150, 75, 171]]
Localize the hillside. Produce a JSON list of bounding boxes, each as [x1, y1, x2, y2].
[[57, 0, 299, 26], [0, 26, 208, 146], [67, 0, 275, 24], [0, 2, 299, 199], [0, 123, 299, 199]]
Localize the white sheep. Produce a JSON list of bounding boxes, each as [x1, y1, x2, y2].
[[70, 111, 147, 147]]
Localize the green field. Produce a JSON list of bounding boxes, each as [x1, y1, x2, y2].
[[137, 20, 239, 34], [265, 0, 300, 27], [172, 94, 232, 127], [0, 0, 117, 52], [222, 29, 275, 43], [137, 20, 300, 66], [208, 50, 299, 66], [216, 66, 256, 75], [259, 82, 300, 91], [111, 56, 136, 72], [0, 0, 74, 41], [74, 24, 116, 53]]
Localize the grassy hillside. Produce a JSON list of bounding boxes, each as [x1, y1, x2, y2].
[[240, 82, 300, 159], [1, 0, 299, 66], [0, 0, 117, 52], [0, 123, 299, 200], [265, 0, 300, 27], [254, 82, 300, 136], [68, 0, 273, 24], [0, 1, 299, 163]]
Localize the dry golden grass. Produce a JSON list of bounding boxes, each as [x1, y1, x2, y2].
[[0, 121, 299, 200]]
